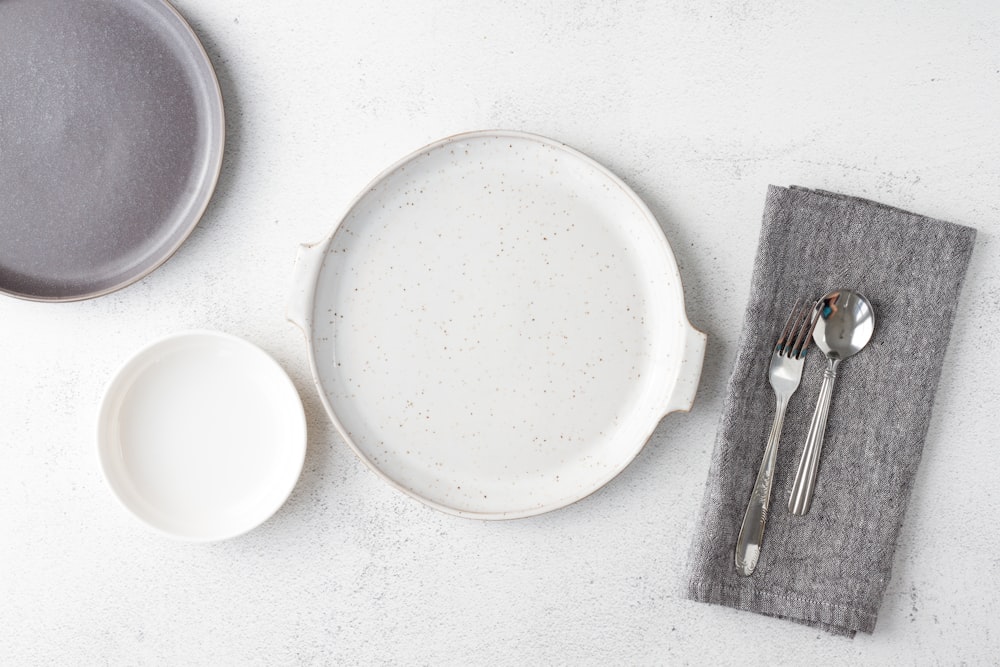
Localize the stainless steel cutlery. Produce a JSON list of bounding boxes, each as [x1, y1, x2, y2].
[[735, 300, 819, 576], [788, 290, 875, 516], [735, 290, 875, 575]]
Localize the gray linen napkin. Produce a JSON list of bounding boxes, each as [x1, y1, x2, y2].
[[686, 185, 977, 636]]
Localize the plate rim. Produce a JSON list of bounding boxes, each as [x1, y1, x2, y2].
[[96, 329, 307, 542], [0, 0, 226, 302], [298, 129, 701, 520]]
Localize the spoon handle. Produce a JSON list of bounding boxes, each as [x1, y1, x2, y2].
[[788, 358, 840, 515]]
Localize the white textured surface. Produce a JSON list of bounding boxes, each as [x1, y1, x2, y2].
[[1, 0, 998, 663]]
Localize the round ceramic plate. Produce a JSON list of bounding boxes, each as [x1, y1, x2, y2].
[[97, 332, 306, 541], [289, 131, 705, 519], [0, 0, 224, 301]]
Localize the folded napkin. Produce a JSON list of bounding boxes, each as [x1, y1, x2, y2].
[[686, 186, 977, 636]]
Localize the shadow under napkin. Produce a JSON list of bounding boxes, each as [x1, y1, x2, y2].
[[685, 186, 977, 636]]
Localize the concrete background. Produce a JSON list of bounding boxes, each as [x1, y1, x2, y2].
[[2, 0, 998, 663]]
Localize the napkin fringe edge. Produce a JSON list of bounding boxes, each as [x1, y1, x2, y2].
[[687, 578, 876, 636]]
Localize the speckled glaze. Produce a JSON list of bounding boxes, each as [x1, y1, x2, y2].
[[289, 131, 705, 519], [0, 0, 224, 301]]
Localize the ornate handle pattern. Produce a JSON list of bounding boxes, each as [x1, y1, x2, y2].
[[735, 396, 789, 576], [788, 358, 840, 515]]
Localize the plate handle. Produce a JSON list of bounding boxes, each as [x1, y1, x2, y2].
[[286, 240, 328, 337], [662, 321, 707, 415]]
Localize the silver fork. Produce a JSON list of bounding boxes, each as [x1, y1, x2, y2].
[[734, 300, 819, 576]]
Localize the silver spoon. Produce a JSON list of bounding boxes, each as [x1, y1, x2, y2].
[[788, 289, 875, 515]]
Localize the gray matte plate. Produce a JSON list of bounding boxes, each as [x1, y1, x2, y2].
[[0, 0, 224, 301]]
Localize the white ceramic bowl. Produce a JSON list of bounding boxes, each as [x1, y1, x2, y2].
[[97, 331, 306, 541]]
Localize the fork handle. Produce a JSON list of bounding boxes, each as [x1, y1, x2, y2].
[[788, 358, 840, 516], [735, 396, 789, 576]]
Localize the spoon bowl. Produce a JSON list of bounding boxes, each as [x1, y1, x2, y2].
[[812, 290, 875, 361]]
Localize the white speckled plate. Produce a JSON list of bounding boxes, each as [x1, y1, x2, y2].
[[289, 131, 705, 519]]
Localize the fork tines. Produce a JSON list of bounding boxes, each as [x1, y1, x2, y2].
[[776, 300, 821, 359]]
